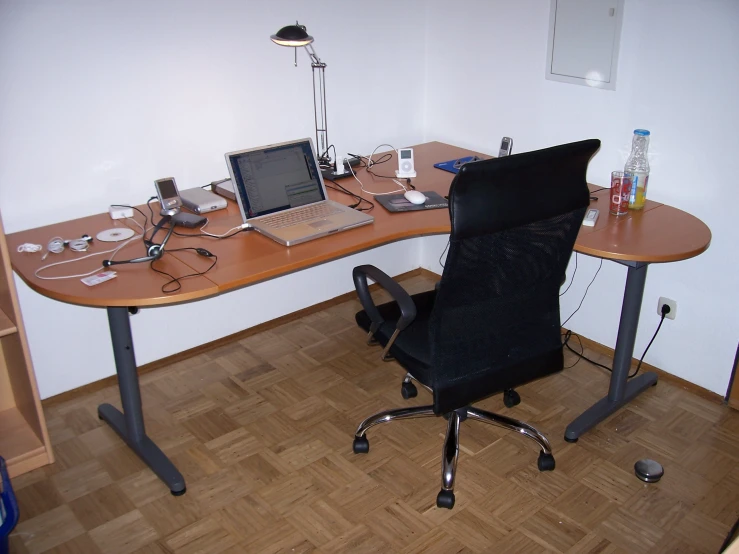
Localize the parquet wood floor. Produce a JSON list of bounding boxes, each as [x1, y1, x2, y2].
[[9, 275, 739, 553]]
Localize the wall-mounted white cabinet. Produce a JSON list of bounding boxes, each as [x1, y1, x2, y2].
[[546, 0, 624, 90]]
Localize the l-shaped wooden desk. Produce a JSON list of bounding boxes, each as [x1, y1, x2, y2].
[[8, 141, 711, 493]]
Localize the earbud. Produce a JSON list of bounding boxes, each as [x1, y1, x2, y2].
[[196, 248, 213, 257]]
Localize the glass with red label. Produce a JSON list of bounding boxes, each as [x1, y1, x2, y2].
[[610, 171, 632, 216]]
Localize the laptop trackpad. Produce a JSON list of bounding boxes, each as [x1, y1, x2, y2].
[[308, 219, 332, 229]]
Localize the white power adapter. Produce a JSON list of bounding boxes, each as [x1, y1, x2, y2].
[[334, 154, 347, 176], [109, 205, 134, 220]]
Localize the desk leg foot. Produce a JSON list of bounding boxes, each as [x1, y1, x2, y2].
[[564, 372, 658, 442], [98, 403, 186, 495]]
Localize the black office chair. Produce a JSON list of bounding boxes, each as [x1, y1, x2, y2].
[[351, 139, 600, 509]]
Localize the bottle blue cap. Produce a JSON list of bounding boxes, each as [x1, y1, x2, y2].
[[634, 129, 650, 136]]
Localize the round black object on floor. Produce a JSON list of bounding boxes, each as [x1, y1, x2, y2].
[[635, 459, 664, 483]]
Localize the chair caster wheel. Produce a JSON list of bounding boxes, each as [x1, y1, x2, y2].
[[564, 435, 578, 443], [401, 381, 418, 399], [353, 436, 369, 454], [171, 487, 186, 496], [436, 489, 455, 509], [503, 389, 520, 408], [538, 452, 555, 471]]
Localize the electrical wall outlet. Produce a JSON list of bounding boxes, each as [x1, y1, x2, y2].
[[657, 297, 677, 320]]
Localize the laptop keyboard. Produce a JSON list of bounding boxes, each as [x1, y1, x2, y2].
[[259, 203, 343, 229]]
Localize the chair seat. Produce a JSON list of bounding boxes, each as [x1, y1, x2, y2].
[[356, 289, 436, 384], [356, 287, 564, 410]]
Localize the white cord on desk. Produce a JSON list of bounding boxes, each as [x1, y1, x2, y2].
[[17, 243, 42, 253], [34, 229, 143, 280], [348, 144, 408, 197], [199, 218, 243, 238]]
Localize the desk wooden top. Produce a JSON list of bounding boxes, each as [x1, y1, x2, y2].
[[7, 142, 711, 308]]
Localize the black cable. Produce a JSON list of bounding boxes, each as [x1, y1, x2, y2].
[[202, 177, 230, 190], [349, 152, 393, 176], [629, 310, 667, 379], [562, 308, 669, 379], [110, 203, 150, 250], [346, 152, 368, 168], [560, 253, 578, 297], [324, 179, 375, 212], [438, 240, 450, 269], [110, 204, 149, 223], [562, 330, 612, 371], [562, 258, 602, 327], [149, 248, 218, 293], [346, 151, 411, 186], [324, 144, 337, 165]]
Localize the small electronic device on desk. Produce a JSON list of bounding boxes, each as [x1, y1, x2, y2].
[[180, 187, 227, 215], [154, 177, 206, 228], [376, 191, 448, 213]]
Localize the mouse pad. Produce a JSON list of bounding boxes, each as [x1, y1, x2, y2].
[[376, 191, 448, 213]]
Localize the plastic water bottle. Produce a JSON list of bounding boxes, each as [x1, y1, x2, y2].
[[625, 129, 650, 210]]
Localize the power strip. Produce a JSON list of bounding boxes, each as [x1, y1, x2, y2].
[[322, 156, 361, 181]]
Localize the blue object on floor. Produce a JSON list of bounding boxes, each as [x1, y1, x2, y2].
[[0, 457, 19, 554]]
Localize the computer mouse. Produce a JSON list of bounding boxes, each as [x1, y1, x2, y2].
[[404, 190, 427, 205]]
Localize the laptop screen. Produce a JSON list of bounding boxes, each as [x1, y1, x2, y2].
[[228, 140, 326, 218]]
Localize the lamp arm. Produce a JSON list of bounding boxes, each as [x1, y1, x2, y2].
[[304, 43, 324, 67], [303, 44, 329, 164]]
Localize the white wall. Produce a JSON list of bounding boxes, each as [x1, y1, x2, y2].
[[423, 0, 739, 395], [0, 0, 428, 398], [2, 0, 738, 399]]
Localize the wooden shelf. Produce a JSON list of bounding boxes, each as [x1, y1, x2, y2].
[[0, 212, 53, 476], [0, 407, 47, 476], [0, 306, 17, 337]]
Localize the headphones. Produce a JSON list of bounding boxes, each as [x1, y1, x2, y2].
[[102, 215, 175, 267]]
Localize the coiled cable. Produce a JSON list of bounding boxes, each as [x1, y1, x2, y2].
[[43, 235, 92, 259]]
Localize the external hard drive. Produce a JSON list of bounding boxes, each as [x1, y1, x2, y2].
[[179, 187, 228, 215]]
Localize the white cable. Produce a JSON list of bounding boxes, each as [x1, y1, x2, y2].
[[198, 218, 243, 238], [125, 215, 146, 234], [17, 243, 42, 253], [46, 236, 65, 255], [42, 235, 92, 260], [67, 237, 91, 252], [349, 144, 407, 197], [34, 233, 142, 280]]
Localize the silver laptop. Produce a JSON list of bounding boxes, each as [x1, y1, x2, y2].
[[225, 138, 374, 246]]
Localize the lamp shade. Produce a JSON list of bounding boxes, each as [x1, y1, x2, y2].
[[270, 24, 314, 47]]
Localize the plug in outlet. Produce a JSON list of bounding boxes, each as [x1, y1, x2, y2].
[[657, 297, 677, 320]]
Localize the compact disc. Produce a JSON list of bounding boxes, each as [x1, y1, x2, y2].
[[96, 228, 135, 242]]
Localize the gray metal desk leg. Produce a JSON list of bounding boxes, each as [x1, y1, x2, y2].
[[97, 307, 186, 495], [564, 262, 658, 442]]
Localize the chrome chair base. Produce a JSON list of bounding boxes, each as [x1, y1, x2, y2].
[[353, 404, 555, 509]]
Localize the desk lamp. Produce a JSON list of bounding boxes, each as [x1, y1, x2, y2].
[[271, 22, 330, 167]]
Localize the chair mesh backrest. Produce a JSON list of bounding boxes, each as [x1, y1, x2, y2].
[[428, 139, 600, 404]]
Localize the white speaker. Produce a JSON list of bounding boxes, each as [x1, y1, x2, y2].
[[396, 148, 417, 178]]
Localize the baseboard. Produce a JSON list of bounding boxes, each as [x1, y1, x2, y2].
[[42, 268, 425, 408], [567, 330, 725, 406], [44, 267, 723, 410]]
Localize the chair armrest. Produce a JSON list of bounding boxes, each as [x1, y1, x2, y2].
[[352, 265, 417, 331]]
